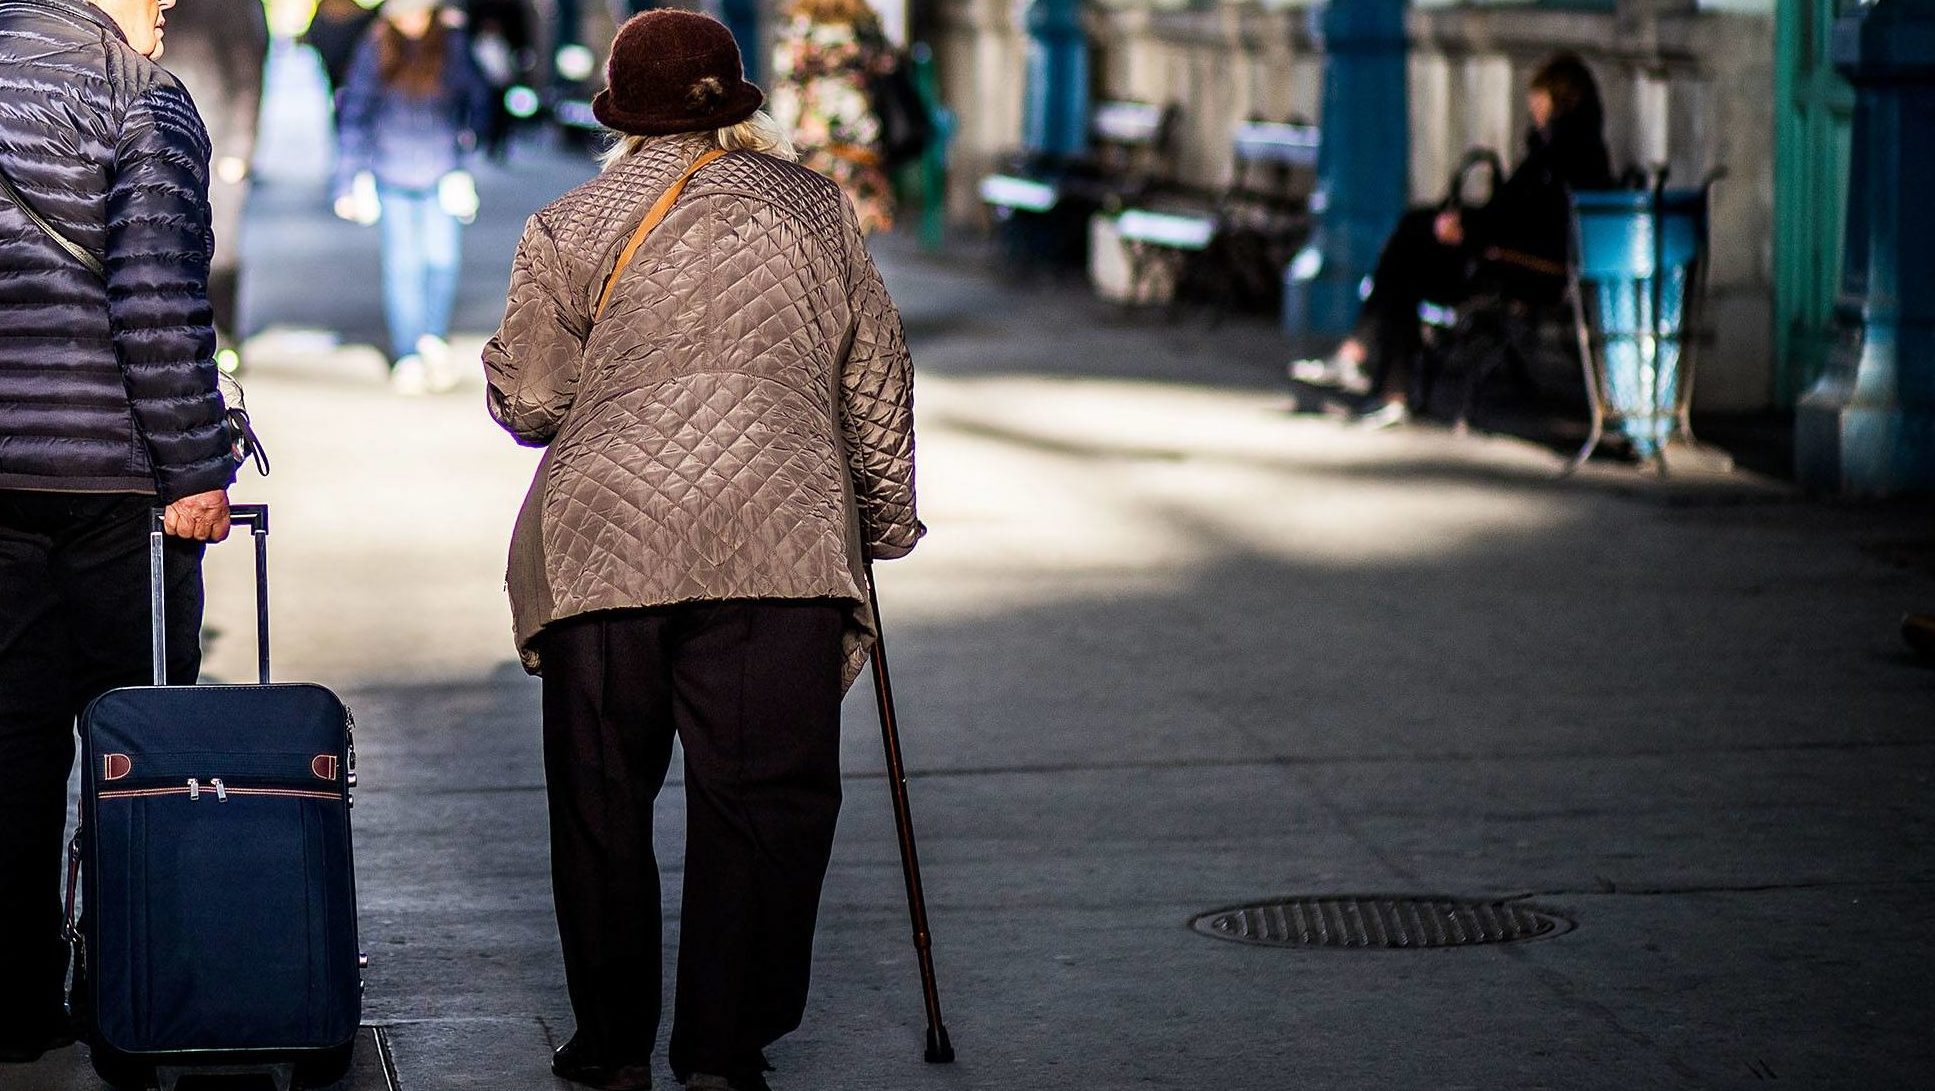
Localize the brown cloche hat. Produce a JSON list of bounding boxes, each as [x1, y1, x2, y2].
[[593, 11, 764, 137]]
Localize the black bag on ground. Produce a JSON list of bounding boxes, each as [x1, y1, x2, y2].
[[71, 505, 361, 1091]]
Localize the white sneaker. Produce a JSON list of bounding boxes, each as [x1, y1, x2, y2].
[[416, 334, 460, 393], [1290, 354, 1373, 396], [1288, 357, 1340, 385], [1355, 400, 1410, 430], [390, 355, 429, 396]]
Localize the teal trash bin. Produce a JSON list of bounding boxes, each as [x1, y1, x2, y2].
[[1569, 184, 1712, 468]]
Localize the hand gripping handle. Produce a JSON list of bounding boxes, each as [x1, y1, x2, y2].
[[150, 504, 271, 686]]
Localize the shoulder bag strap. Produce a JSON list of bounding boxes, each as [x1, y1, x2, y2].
[[0, 161, 107, 278], [594, 147, 729, 322]]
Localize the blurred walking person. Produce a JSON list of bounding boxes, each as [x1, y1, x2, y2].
[[483, 12, 921, 1089], [0, 0, 236, 1063], [161, 0, 270, 373], [334, 0, 490, 394], [769, 0, 898, 234], [467, 0, 535, 160]]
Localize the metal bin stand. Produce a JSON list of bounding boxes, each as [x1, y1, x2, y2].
[[1567, 174, 1721, 473]]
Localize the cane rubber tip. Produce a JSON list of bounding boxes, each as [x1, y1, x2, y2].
[[925, 1026, 955, 1064]]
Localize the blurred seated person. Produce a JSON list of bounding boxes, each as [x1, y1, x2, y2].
[[1291, 53, 1615, 428]]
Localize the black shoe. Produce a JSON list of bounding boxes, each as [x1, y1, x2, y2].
[[552, 1036, 654, 1091], [0, 1015, 77, 1064]]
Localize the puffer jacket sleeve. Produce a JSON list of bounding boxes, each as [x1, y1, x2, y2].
[[485, 213, 586, 446], [108, 80, 233, 503], [838, 206, 923, 560]]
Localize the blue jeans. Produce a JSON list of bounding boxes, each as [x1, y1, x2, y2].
[[377, 185, 462, 362]]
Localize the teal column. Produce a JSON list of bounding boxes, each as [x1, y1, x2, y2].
[[1022, 0, 1089, 158], [1796, 0, 1935, 495], [1283, 0, 1410, 337], [913, 42, 956, 251]]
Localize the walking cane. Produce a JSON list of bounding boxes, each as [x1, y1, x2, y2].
[[864, 559, 956, 1064]]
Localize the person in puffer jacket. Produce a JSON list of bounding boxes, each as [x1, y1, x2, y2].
[[0, 0, 235, 1065], [483, 13, 921, 1091]]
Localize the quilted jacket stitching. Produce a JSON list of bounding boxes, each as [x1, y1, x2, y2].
[[484, 138, 920, 685]]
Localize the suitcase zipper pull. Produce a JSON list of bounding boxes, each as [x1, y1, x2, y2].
[[187, 778, 201, 801], [210, 778, 229, 803]]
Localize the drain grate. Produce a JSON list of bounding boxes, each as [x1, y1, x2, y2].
[[1190, 896, 1572, 949]]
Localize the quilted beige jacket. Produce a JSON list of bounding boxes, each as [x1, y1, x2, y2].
[[483, 135, 922, 684]]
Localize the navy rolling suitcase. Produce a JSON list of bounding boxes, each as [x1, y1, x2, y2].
[[69, 505, 361, 1091]]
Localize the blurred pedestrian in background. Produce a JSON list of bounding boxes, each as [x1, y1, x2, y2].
[[483, 12, 922, 1090], [466, 0, 536, 160], [304, 0, 380, 111], [0, 0, 236, 1064], [769, 0, 898, 234], [1291, 52, 1615, 428], [161, 0, 270, 374], [334, 0, 490, 394]]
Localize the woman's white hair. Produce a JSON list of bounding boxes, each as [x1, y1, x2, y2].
[[600, 110, 798, 172]]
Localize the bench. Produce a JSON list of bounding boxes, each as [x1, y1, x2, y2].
[[979, 100, 1175, 266], [1108, 119, 1321, 316]]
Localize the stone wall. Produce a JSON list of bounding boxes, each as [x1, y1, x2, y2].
[[930, 0, 1778, 411], [1086, 5, 1324, 190], [934, 0, 1034, 221]]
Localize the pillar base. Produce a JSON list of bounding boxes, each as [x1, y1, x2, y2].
[[1796, 376, 1935, 496]]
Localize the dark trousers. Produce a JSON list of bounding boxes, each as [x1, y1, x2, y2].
[[538, 600, 846, 1082], [1357, 207, 1475, 403], [0, 493, 204, 1037]]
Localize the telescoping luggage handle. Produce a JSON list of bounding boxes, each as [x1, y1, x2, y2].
[[150, 504, 271, 686]]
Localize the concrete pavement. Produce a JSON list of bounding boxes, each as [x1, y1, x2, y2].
[[6, 43, 1934, 1091]]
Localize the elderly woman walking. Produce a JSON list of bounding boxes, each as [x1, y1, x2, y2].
[[482, 12, 921, 1091]]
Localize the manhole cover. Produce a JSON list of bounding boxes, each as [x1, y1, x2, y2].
[[1190, 896, 1572, 949]]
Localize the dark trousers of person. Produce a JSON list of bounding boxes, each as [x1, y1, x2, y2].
[[0, 493, 204, 1042], [1357, 207, 1476, 403], [538, 600, 846, 1083]]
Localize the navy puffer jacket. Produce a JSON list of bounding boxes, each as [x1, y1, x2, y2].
[[0, 0, 233, 502]]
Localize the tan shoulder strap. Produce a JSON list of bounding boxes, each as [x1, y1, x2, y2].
[[594, 147, 730, 322]]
